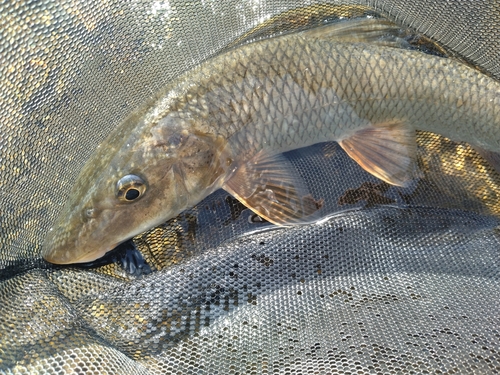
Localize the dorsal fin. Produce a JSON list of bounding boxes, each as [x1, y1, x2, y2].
[[302, 18, 410, 49]]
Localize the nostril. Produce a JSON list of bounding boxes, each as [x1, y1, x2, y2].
[[85, 208, 95, 218]]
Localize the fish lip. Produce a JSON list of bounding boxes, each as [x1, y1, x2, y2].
[[76, 250, 113, 264], [43, 242, 116, 265]]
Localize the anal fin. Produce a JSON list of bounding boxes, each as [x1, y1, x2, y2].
[[339, 121, 417, 187], [222, 150, 323, 226]]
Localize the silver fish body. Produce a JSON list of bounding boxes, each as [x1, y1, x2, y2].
[[43, 20, 500, 264]]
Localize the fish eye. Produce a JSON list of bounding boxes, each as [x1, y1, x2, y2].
[[116, 174, 147, 202]]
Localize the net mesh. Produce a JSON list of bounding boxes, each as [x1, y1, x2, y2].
[[1, 1, 499, 374]]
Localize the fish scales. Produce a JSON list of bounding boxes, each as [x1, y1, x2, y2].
[[183, 38, 499, 152], [42, 19, 500, 264]]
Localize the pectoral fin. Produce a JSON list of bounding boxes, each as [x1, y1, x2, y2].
[[222, 150, 323, 225], [339, 121, 417, 187]]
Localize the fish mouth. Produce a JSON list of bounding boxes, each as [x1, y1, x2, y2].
[[43, 201, 120, 264], [42, 213, 116, 265]]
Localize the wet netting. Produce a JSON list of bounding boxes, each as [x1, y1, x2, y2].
[[1, 1, 499, 374]]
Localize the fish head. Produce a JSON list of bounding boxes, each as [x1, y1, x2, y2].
[[42, 112, 228, 264]]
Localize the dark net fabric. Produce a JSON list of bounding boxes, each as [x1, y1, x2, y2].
[[1, 1, 499, 374]]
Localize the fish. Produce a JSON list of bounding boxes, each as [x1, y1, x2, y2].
[[42, 18, 500, 264]]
